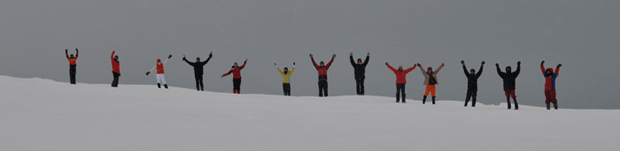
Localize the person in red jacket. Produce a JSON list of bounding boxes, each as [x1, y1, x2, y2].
[[541, 61, 562, 110], [310, 54, 335, 97], [65, 48, 79, 84], [221, 59, 248, 94], [386, 62, 417, 103], [111, 51, 121, 87], [146, 55, 172, 89]]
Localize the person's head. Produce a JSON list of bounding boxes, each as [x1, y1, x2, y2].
[[157, 59, 161, 63], [470, 69, 476, 74], [284, 67, 289, 74], [233, 62, 238, 68], [320, 61, 325, 67], [69, 54, 75, 59], [114, 55, 119, 61], [427, 67, 433, 73], [398, 65, 403, 71], [196, 57, 200, 62], [545, 68, 553, 76], [357, 58, 362, 65], [506, 66, 512, 73]]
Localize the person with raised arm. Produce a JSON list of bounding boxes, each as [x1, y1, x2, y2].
[[111, 51, 121, 87], [496, 61, 521, 110], [461, 60, 485, 107], [310, 54, 335, 97], [541, 61, 562, 110], [417, 63, 445, 105], [183, 52, 213, 91], [65, 48, 79, 84], [386, 62, 417, 103], [146, 55, 172, 89], [350, 52, 370, 95], [275, 62, 296, 96], [221, 59, 248, 94]]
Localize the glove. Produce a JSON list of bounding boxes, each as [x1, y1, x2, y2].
[[385, 62, 388, 65], [350, 52, 353, 56], [245, 59, 248, 62], [309, 54, 313, 58], [332, 54, 336, 58], [517, 61, 521, 65], [293, 62, 296, 66], [65, 49, 68, 53], [557, 64, 562, 68], [461, 60, 464, 64], [541, 61, 545, 66], [75, 48, 78, 52], [441, 63, 445, 66], [274, 63, 277, 67], [183, 54, 185, 57], [417, 63, 421, 67], [146, 72, 150, 75], [367, 52, 370, 56], [495, 63, 499, 67], [168, 55, 172, 59], [481, 61, 485, 65]]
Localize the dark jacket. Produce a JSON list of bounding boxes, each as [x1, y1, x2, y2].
[[183, 54, 212, 77], [350, 55, 369, 79], [497, 64, 520, 90], [463, 64, 483, 89]]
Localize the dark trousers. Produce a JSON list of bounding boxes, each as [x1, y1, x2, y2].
[[233, 78, 241, 93], [355, 78, 365, 95], [318, 80, 328, 97], [283, 83, 291, 96], [69, 66, 76, 84], [195, 76, 204, 91], [465, 88, 477, 106], [112, 72, 120, 87], [396, 84, 406, 103]]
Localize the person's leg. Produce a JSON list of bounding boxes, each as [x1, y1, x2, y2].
[[471, 89, 477, 107], [160, 74, 168, 89], [282, 83, 287, 96], [286, 83, 291, 96], [236, 78, 242, 94], [511, 90, 518, 110], [504, 90, 511, 109], [318, 81, 324, 97], [112, 72, 120, 87], [355, 79, 361, 95], [551, 89, 558, 110], [360, 79, 365, 95], [324, 81, 329, 97], [545, 90, 551, 110], [401, 84, 406, 103], [395, 84, 401, 103], [70, 72, 76, 84], [430, 85, 436, 104], [465, 89, 472, 107], [156, 74, 162, 88], [195, 77, 200, 91], [423, 85, 431, 104]]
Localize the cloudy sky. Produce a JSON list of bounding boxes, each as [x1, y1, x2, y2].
[[1, 0, 618, 109]]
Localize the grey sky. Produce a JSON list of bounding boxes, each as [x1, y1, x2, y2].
[[1, 0, 618, 109]]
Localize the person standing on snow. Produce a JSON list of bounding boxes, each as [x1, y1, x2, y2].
[[183, 52, 213, 91], [350, 52, 370, 95], [221, 59, 247, 94], [310, 54, 335, 97], [461, 60, 485, 107], [496, 61, 521, 110], [111, 51, 121, 87], [65, 48, 79, 84], [417, 63, 445, 105], [386, 63, 417, 103], [541, 61, 561, 110], [146, 55, 172, 89], [275, 62, 295, 96]]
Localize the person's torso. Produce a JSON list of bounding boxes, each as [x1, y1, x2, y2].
[[156, 63, 165, 74]]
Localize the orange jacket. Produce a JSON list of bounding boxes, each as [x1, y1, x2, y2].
[[387, 64, 416, 84], [111, 51, 120, 74], [66, 51, 78, 65], [148, 58, 170, 74], [222, 61, 247, 79]]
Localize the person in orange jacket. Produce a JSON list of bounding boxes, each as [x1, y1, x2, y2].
[[65, 48, 79, 84], [111, 51, 121, 87], [541, 61, 561, 110], [310, 54, 336, 97], [417, 63, 444, 105], [386, 62, 417, 103], [146, 55, 172, 89], [222, 59, 248, 94]]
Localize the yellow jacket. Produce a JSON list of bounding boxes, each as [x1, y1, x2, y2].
[[277, 67, 295, 83]]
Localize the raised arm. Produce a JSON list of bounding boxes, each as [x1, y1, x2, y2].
[[476, 62, 484, 78], [65, 49, 70, 59], [74, 48, 79, 59], [434, 63, 445, 74], [349, 55, 355, 66], [496, 63, 505, 76], [540, 61, 546, 74], [514, 61, 521, 76], [310, 55, 319, 69], [161, 55, 172, 65], [325, 54, 336, 69], [201, 53, 213, 64], [555, 64, 561, 75], [386, 63, 397, 73], [239, 60, 247, 69], [404, 65, 416, 73], [362, 55, 370, 67], [111, 51, 115, 60], [289, 62, 296, 75], [222, 69, 233, 77], [462, 63, 470, 76], [418, 64, 426, 74]]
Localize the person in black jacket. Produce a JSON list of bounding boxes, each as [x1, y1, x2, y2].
[[183, 52, 213, 91], [462, 60, 484, 107], [496, 61, 521, 110], [350, 52, 370, 95]]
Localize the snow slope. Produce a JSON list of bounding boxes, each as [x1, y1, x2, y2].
[[0, 76, 617, 151]]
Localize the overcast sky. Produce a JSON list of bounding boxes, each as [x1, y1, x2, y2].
[[1, 0, 618, 109]]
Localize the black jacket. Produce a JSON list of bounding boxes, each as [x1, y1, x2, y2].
[[183, 54, 212, 77], [497, 64, 520, 90], [350, 55, 369, 79], [463, 65, 483, 89]]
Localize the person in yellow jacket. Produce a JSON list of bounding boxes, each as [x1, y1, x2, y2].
[[275, 62, 296, 96]]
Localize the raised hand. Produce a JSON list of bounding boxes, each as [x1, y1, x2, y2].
[[441, 63, 445, 66], [367, 52, 370, 56], [495, 63, 499, 67], [146, 72, 150, 75], [210, 51, 213, 55], [75, 48, 79, 52], [65, 49, 68, 53], [417, 63, 421, 67], [245, 59, 248, 62], [350, 52, 353, 56], [274, 63, 277, 66], [183, 54, 185, 58], [481, 61, 485, 64], [541, 60, 545, 66], [309, 54, 313, 58], [332, 54, 336, 58], [517, 61, 521, 65], [293, 62, 296, 66], [168, 55, 172, 59], [461, 60, 464, 64], [557, 64, 562, 68]]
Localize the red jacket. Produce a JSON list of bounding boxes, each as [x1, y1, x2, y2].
[[66, 51, 78, 65], [387, 64, 416, 84], [541, 65, 559, 90], [222, 61, 247, 79], [111, 51, 120, 74], [311, 58, 334, 80]]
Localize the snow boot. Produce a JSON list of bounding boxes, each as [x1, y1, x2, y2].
[[553, 102, 558, 110], [432, 96, 436, 105], [396, 93, 400, 103], [513, 98, 519, 110], [422, 95, 427, 104], [164, 84, 168, 89], [506, 98, 511, 109], [157, 83, 161, 88], [402, 94, 406, 103], [546, 103, 551, 110]]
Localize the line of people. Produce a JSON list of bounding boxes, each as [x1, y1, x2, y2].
[[65, 50, 563, 110]]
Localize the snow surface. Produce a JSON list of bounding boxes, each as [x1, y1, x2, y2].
[[0, 75, 617, 151]]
